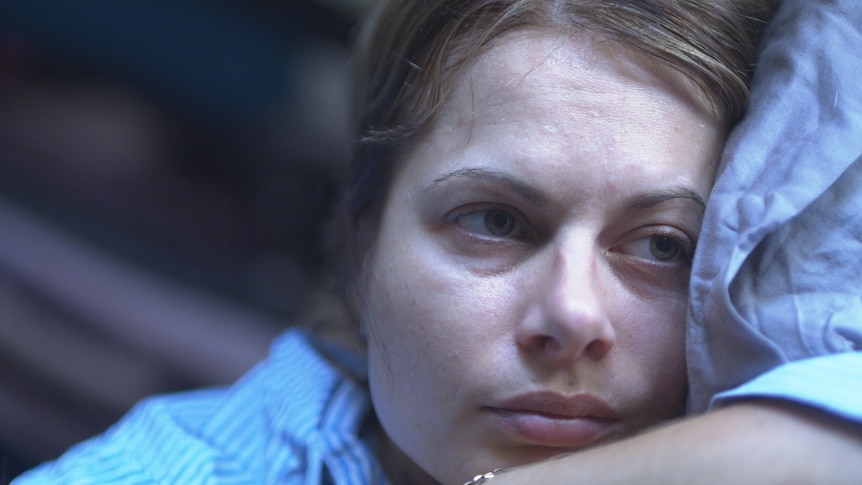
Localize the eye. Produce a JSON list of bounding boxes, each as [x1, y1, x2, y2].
[[617, 232, 693, 264], [650, 235, 682, 261], [454, 207, 525, 239]]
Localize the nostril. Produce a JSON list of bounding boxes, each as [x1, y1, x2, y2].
[[583, 338, 613, 360], [523, 331, 612, 363], [539, 335, 563, 355]]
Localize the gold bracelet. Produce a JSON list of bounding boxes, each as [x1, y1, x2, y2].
[[464, 468, 505, 485]]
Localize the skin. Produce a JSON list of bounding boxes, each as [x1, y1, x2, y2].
[[359, 31, 723, 485], [491, 400, 862, 484]]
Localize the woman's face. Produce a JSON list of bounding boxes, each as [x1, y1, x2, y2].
[[361, 31, 722, 485]]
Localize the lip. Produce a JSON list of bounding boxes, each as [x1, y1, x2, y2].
[[486, 392, 622, 449]]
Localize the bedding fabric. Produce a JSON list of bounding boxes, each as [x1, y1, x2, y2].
[[687, 0, 862, 418]]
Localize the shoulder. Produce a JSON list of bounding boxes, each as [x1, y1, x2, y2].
[[12, 387, 225, 484], [14, 328, 376, 484]]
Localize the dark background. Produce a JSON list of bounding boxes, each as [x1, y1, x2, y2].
[[0, 0, 373, 481]]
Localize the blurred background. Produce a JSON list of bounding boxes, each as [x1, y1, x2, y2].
[[0, 0, 375, 480]]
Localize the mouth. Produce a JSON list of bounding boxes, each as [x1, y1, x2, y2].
[[486, 392, 622, 449]]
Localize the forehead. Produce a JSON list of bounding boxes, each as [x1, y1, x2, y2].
[[398, 29, 723, 201], [439, 29, 715, 131]]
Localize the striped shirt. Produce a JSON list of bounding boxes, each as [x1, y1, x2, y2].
[[14, 329, 389, 484]]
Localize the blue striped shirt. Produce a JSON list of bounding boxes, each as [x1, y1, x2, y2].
[[14, 329, 389, 485]]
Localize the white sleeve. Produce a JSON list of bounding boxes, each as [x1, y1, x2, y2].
[[686, 0, 862, 416]]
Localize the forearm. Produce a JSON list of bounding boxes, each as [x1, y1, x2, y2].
[[491, 400, 862, 484]]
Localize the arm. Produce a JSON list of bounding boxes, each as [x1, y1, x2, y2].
[[494, 400, 862, 484]]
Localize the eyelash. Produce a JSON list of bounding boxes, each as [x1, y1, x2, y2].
[[445, 205, 696, 268], [614, 227, 695, 265], [449, 205, 532, 242]]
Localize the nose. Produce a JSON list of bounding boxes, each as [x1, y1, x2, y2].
[[516, 236, 616, 363]]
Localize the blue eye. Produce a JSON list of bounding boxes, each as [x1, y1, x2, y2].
[[455, 208, 523, 238]]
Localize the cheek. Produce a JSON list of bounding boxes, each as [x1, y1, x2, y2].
[[360, 211, 518, 366], [362, 247, 503, 389], [614, 290, 688, 418], [360, 227, 467, 398], [360, 234, 502, 474], [361, 245, 441, 451]]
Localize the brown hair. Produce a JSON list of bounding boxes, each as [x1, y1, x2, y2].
[[329, 0, 775, 297]]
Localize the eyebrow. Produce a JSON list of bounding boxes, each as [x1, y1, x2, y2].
[[425, 167, 706, 212], [424, 167, 548, 206], [625, 187, 707, 213]]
